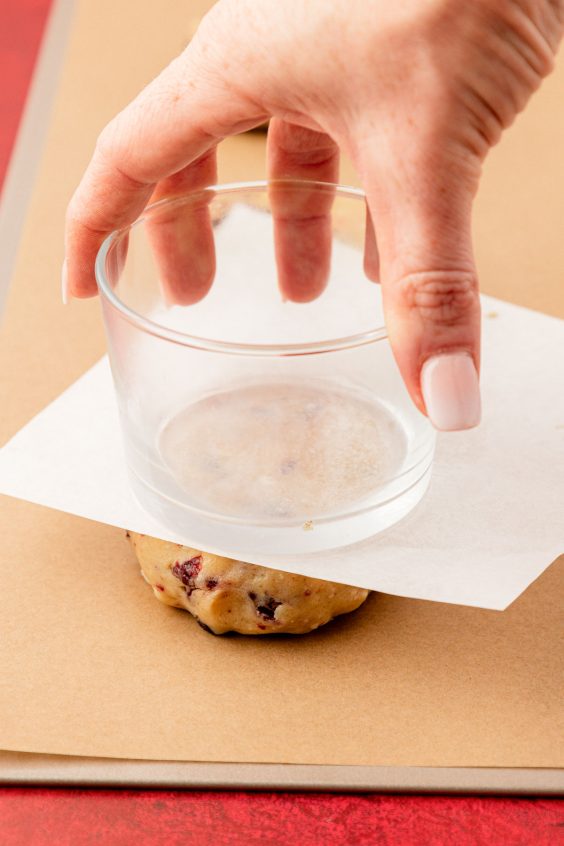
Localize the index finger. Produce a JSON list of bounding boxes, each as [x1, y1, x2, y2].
[[267, 119, 339, 303], [64, 50, 266, 299]]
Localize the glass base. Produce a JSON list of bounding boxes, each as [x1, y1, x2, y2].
[[129, 460, 433, 557]]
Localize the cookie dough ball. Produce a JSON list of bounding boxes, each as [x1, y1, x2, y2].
[[128, 532, 369, 635]]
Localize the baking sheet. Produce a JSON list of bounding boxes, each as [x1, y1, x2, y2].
[[1, 751, 563, 796], [0, 0, 563, 791]]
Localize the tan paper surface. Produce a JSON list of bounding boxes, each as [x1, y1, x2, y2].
[[1, 0, 563, 769]]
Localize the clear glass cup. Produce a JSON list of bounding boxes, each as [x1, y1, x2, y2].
[[96, 180, 435, 555]]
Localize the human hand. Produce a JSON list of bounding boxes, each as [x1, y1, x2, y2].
[[64, 0, 563, 429]]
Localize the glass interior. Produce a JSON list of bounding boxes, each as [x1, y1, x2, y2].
[[98, 181, 386, 350], [96, 181, 435, 554]]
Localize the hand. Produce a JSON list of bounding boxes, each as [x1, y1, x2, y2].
[[64, 0, 564, 430]]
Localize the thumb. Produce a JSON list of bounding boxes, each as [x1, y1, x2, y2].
[[358, 146, 482, 432]]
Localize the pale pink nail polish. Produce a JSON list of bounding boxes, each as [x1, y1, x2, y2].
[[61, 259, 69, 305], [421, 352, 481, 431]]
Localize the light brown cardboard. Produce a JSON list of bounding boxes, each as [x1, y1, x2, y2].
[[0, 0, 563, 773], [0, 496, 562, 767]]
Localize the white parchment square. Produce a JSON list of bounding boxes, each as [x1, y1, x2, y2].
[[0, 294, 562, 609]]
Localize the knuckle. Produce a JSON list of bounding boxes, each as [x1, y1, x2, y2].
[[94, 120, 149, 189], [65, 191, 107, 238], [94, 119, 120, 163], [401, 270, 478, 327], [65, 194, 89, 232], [275, 123, 338, 164], [65, 194, 79, 226], [94, 113, 140, 170]]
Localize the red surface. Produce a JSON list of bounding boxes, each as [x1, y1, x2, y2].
[[0, 1, 563, 843], [0, 789, 562, 846], [0, 0, 53, 193]]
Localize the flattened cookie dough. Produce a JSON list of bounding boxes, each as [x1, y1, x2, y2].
[[129, 532, 370, 635]]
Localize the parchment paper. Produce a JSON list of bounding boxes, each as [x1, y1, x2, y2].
[[0, 282, 562, 609]]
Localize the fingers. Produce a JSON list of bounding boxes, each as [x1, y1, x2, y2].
[[267, 119, 339, 302], [65, 46, 266, 299], [356, 143, 481, 431], [145, 149, 217, 306], [363, 206, 380, 282]]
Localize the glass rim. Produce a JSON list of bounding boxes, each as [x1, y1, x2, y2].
[[95, 179, 389, 357]]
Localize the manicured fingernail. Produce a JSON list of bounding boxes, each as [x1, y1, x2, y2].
[[61, 259, 69, 305], [421, 352, 481, 431]]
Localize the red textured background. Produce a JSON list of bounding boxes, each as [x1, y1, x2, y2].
[[0, 790, 563, 846], [0, 0, 52, 193], [0, 1, 563, 843]]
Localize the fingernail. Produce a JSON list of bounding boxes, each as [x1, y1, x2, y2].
[[421, 352, 481, 431], [61, 259, 69, 305]]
